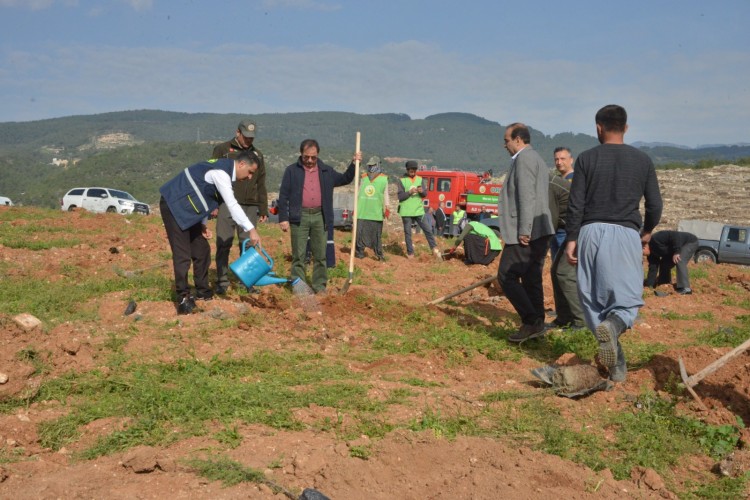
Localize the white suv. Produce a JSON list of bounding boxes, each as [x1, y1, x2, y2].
[[61, 187, 150, 215]]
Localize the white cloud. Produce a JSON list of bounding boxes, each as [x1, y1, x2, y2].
[[0, 0, 61, 9], [122, 0, 151, 11], [1, 41, 748, 147]]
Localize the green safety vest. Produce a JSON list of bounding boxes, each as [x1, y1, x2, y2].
[[357, 174, 388, 221], [452, 208, 466, 225], [398, 175, 425, 216], [468, 221, 502, 251]]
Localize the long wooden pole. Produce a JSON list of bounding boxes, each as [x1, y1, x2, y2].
[[341, 132, 361, 293], [426, 275, 498, 305]]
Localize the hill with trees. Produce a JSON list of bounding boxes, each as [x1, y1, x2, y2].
[[0, 110, 747, 208]]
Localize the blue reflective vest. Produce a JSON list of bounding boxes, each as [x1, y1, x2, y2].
[[159, 158, 234, 230]]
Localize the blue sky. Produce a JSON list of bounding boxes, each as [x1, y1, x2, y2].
[[1, 0, 748, 147]]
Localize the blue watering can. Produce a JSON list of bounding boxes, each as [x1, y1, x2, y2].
[[230, 240, 298, 288]]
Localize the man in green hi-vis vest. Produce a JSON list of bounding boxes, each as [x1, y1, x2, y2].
[[451, 205, 467, 236], [396, 161, 442, 260], [448, 217, 503, 265], [355, 156, 390, 260]]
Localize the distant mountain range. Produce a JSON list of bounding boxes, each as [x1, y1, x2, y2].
[[1, 110, 748, 208]]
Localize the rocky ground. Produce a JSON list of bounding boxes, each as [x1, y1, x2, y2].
[[0, 164, 749, 499]]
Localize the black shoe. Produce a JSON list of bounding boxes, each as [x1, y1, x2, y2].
[[676, 288, 693, 295], [177, 296, 196, 315], [508, 320, 546, 343], [215, 285, 228, 296], [196, 290, 214, 301], [245, 286, 260, 295], [654, 290, 669, 297]]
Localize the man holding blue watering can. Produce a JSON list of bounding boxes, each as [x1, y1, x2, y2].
[[278, 139, 360, 294], [159, 151, 261, 314]]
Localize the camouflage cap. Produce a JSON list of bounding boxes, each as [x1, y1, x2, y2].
[[367, 156, 381, 166], [238, 120, 257, 138]]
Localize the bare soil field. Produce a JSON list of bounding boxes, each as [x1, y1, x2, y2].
[[0, 164, 749, 499]]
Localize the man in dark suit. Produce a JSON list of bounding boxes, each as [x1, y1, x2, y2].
[[434, 202, 447, 238], [497, 123, 554, 342], [644, 230, 698, 295]]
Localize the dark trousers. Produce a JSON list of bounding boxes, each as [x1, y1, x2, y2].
[[215, 203, 259, 288], [401, 215, 437, 255], [464, 234, 500, 265], [160, 197, 211, 299], [497, 236, 551, 325], [646, 240, 699, 289]]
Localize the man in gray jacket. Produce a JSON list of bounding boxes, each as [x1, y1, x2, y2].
[[497, 123, 554, 342]]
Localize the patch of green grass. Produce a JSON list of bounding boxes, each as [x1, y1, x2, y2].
[[544, 328, 598, 360], [399, 377, 443, 388], [689, 267, 710, 281], [621, 339, 669, 367], [409, 407, 482, 439], [660, 311, 715, 322], [685, 472, 750, 499], [16, 347, 51, 376], [384, 387, 416, 405], [349, 444, 371, 459], [30, 351, 378, 458], [352, 416, 394, 440], [186, 455, 267, 487], [481, 390, 543, 402], [327, 259, 354, 280], [722, 297, 750, 310], [540, 422, 608, 471], [0, 221, 92, 250], [371, 268, 395, 284], [696, 417, 744, 459], [365, 319, 515, 365], [606, 392, 742, 480], [0, 271, 172, 325], [430, 262, 453, 274], [695, 324, 750, 348], [0, 445, 28, 464], [214, 425, 242, 448]]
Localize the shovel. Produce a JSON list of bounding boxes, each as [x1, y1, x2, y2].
[[341, 131, 361, 294]]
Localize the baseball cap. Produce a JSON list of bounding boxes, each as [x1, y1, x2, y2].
[[405, 160, 418, 170], [367, 156, 381, 166], [238, 120, 257, 138]]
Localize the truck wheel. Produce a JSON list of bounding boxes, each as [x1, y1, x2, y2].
[[67, 205, 77, 211], [106, 206, 117, 213], [694, 249, 717, 264]]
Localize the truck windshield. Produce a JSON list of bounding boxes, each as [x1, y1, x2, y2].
[[110, 190, 136, 201]]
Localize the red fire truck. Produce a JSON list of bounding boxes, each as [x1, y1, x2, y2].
[[418, 168, 502, 217]]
